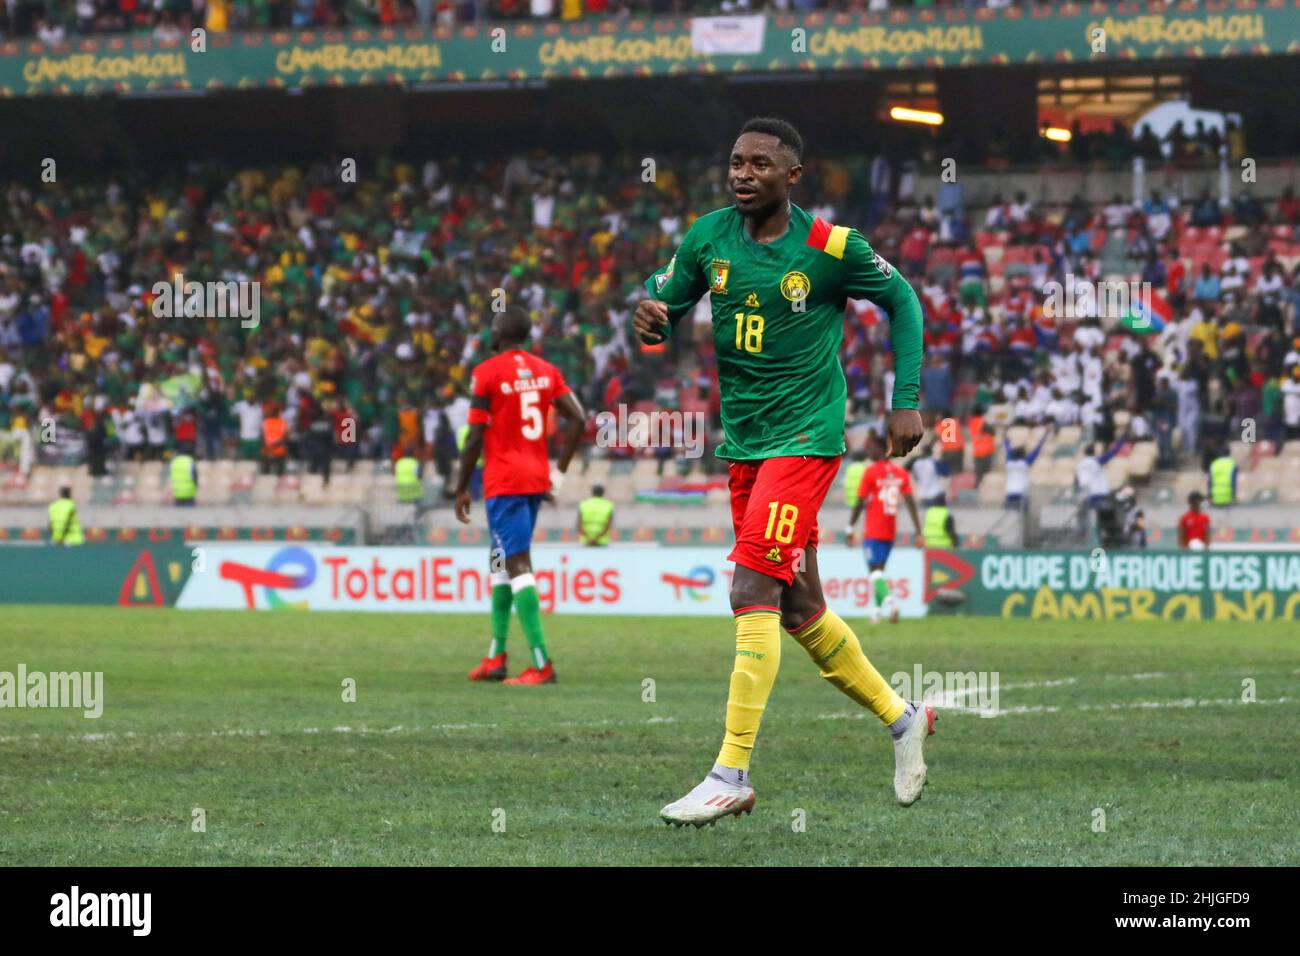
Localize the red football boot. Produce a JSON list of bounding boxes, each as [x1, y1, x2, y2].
[[468, 653, 508, 682], [503, 660, 557, 685]]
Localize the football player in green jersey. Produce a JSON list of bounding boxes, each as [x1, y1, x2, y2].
[[636, 118, 937, 826]]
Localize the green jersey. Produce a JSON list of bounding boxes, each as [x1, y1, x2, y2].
[[644, 203, 924, 461]]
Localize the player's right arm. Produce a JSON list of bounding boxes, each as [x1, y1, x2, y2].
[[548, 390, 585, 499], [638, 225, 707, 344], [454, 370, 492, 523]]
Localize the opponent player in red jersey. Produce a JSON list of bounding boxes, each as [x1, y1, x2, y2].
[[454, 306, 585, 685], [846, 432, 922, 625]]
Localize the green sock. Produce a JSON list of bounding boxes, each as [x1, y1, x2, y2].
[[489, 583, 512, 657], [872, 572, 889, 608], [512, 577, 549, 668]]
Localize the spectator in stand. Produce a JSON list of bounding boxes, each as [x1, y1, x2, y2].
[[261, 402, 288, 477], [1178, 491, 1210, 550], [910, 450, 949, 508], [233, 392, 264, 462], [1233, 190, 1266, 227], [1190, 189, 1222, 227], [1150, 376, 1178, 468], [198, 387, 227, 460], [1278, 186, 1300, 226], [1192, 264, 1220, 307], [920, 352, 954, 416], [174, 406, 198, 452], [1254, 260, 1286, 328], [1004, 430, 1048, 508], [1075, 437, 1125, 507], [303, 396, 334, 486], [1283, 365, 1300, 441]]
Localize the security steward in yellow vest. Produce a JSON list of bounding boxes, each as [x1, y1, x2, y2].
[[843, 449, 868, 508], [49, 486, 85, 546], [171, 445, 198, 507], [922, 495, 957, 548], [395, 454, 424, 504], [1208, 451, 1237, 507], [578, 485, 614, 546]]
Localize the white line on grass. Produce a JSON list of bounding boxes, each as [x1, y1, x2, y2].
[[2, 696, 1295, 745]]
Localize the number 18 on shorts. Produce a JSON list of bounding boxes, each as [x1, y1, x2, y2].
[[726, 456, 841, 585]]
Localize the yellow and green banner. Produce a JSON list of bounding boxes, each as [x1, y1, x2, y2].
[[932, 548, 1300, 621], [2, 1, 1296, 97]]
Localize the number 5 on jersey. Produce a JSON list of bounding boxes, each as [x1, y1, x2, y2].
[[520, 390, 543, 439]]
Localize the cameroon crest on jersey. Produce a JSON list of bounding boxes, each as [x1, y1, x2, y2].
[[708, 259, 730, 295]]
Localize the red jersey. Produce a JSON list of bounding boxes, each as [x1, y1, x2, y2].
[[857, 460, 911, 541], [1179, 510, 1210, 547], [467, 349, 571, 498]]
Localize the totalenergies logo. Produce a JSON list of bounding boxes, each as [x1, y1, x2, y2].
[[220, 546, 316, 609], [660, 565, 714, 601]]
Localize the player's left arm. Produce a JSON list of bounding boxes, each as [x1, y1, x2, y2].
[[904, 491, 922, 537], [841, 231, 925, 456]]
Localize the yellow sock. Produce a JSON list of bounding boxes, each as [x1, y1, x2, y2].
[[788, 607, 906, 724], [716, 608, 782, 771]]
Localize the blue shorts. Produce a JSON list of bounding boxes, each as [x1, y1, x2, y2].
[[864, 538, 893, 568], [485, 493, 544, 559]]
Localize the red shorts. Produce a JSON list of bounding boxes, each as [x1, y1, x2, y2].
[[726, 455, 841, 585]]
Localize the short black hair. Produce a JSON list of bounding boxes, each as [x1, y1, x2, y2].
[[496, 304, 532, 346], [739, 117, 804, 163], [593, 484, 605, 497]]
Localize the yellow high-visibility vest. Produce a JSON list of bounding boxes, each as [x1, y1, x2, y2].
[[843, 461, 867, 507], [923, 505, 954, 548], [395, 456, 423, 503], [48, 498, 84, 546], [170, 454, 196, 501], [579, 496, 614, 546], [456, 423, 484, 466], [1209, 456, 1236, 506]]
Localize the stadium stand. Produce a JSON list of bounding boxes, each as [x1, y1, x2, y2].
[[2, 125, 1299, 544]]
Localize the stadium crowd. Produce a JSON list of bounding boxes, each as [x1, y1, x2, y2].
[[2, 135, 1300, 494], [1, 0, 1165, 42]]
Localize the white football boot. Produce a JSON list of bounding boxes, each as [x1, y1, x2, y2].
[[893, 702, 937, 806], [660, 772, 756, 828]]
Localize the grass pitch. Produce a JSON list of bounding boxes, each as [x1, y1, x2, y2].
[[0, 606, 1296, 866]]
